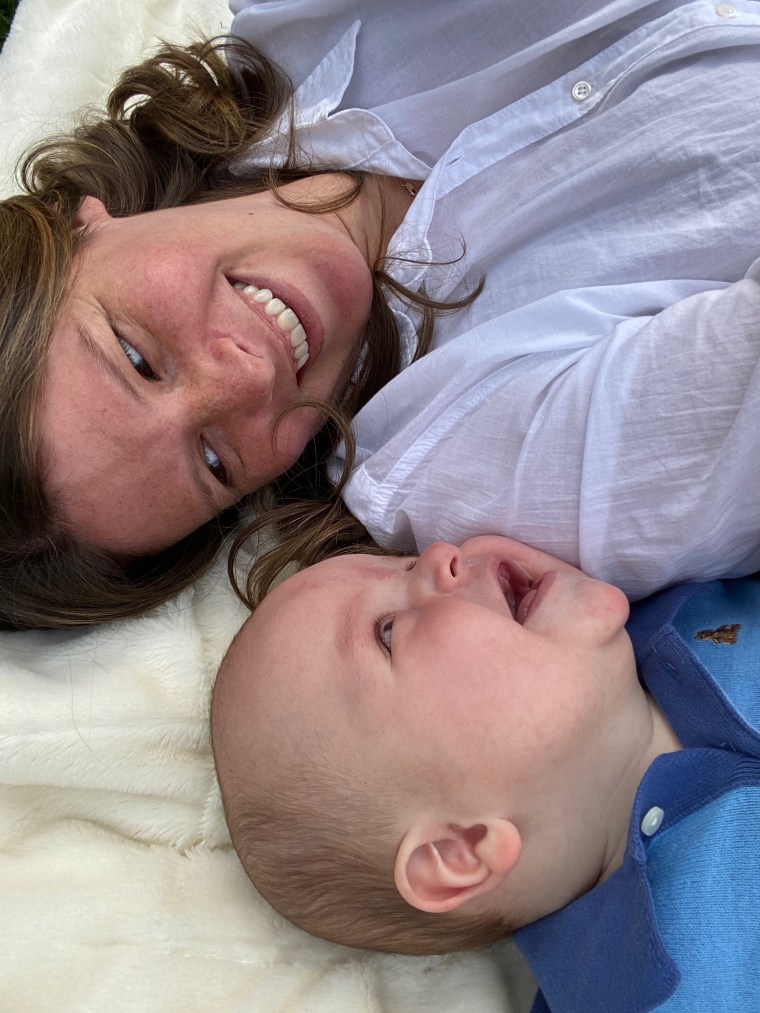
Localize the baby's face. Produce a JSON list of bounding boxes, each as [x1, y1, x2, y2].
[[218, 536, 637, 806]]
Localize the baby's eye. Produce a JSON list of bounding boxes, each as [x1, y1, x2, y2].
[[203, 443, 229, 487], [118, 336, 158, 380], [376, 616, 394, 655]]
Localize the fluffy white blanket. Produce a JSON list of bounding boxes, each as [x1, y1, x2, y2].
[[0, 2, 536, 1010]]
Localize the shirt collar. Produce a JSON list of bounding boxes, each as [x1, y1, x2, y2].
[[516, 753, 681, 1013], [516, 748, 748, 1013], [628, 580, 760, 755], [231, 21, 430, 179]]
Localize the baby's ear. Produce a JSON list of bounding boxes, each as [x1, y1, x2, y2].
[[394, 818, 521, 914]]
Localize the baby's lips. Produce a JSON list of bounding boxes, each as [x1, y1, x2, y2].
[[502, 558, 532, 598], [496, 558, 532, 618]]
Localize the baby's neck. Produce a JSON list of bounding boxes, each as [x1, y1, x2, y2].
[[648, 694, 683, 756], [597, 694, 681, 883]]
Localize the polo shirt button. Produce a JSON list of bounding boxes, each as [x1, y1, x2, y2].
[[716, 3, 738, 16], [571, 80, 593, 102], [641, 806, 665, 836]]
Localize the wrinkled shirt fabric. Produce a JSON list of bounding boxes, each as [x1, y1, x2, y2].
[[230, 0, 760, 597]]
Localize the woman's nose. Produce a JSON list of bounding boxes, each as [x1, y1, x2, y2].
[[189, 338, 277, 417], [416, 541, 461, 593]]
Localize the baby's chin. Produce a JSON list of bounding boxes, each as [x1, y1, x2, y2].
[[456, 535, 585, 581]]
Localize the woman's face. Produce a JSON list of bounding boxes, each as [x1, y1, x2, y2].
[[39, 180, 376, 556]]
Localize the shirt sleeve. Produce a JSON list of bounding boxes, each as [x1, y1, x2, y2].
[[340, 275, 760, 599]]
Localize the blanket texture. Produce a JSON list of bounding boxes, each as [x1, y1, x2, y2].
[[0, 2, 536, 1009]]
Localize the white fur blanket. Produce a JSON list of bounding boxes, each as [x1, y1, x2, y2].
[[0, 3, 535, 1010]]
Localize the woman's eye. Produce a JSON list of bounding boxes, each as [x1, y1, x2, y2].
[[118, 337, 158, 380], [376, 617, 394, 655], [203, 443, 229, 486]]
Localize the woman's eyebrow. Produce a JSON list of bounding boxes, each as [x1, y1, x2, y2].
[[76, 322, 149, 408]]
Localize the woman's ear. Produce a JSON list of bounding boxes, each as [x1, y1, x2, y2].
[[394, 818, 522, 914], [72, 196, 112, 230]]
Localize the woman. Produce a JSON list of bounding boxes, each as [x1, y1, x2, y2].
[[0, 34, 456, 629], [4, 0, 760, 628]]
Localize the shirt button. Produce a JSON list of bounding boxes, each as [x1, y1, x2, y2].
[[571, 80, 593, 102], [716, 3, 738, 16], [641, 806, 665, 836]]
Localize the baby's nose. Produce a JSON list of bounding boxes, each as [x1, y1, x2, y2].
[[417, 542, 461, 593]]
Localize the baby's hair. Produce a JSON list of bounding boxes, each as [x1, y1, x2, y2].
[[212, 660, 511, 955]]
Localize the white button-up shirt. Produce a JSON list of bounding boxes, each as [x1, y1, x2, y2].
[[231, 0, 760, 597]]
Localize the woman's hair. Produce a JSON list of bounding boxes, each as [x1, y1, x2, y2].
[[0, 35, 469, 630]]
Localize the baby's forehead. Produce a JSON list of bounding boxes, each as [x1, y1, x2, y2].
[[223, 550, 406, 685], [226, 602, 282, 672], [261, 553, 381, 610], [214, 609, 292, 747], [222, 570, 328, 679]]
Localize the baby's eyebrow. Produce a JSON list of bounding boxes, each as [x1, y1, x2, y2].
[[336, 598, 363, 669]]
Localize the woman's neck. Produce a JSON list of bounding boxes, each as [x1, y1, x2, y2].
[[327, 171, 419, 269], [366, 174, 420, 263]]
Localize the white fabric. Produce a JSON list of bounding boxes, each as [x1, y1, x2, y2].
[[232, 0, 760, 599], [0, 0, 232, 193], [0, 4, 538, 1011], [229, 0, 688, 166]]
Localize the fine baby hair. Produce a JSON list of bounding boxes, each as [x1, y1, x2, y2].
[[213, 707, 513, 955]]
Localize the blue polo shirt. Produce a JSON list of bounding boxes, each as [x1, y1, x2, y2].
[[515, 578, 760, 1012]]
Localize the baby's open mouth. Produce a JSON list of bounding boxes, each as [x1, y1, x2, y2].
[[497, 561, 538, 624]]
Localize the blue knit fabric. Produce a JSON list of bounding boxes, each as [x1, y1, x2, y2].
[[517, 579, 760, 1012]]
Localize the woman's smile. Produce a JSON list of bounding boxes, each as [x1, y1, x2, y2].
[[38, 179, 382, 556], [230, 278, 323, 380]]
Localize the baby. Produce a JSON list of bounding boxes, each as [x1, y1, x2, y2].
[[211, 537, 760, 1011]]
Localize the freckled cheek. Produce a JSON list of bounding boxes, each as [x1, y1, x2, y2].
[[120, 244, 212, 323], [314, 242, 374, 329], [346, 274, 374, 333]]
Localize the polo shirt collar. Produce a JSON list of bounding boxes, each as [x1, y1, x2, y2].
[[515, 748, 746, 1013], [515, 753, 682, 1013]]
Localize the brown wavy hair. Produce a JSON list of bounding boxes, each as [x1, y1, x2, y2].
[[0, 35, 474, 630]]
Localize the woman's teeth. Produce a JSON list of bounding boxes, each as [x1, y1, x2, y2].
[[234, 282, 309, 371]]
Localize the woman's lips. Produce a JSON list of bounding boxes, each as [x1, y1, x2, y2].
[[229, 275, 325, 385], [233, 281, 309, 372]]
